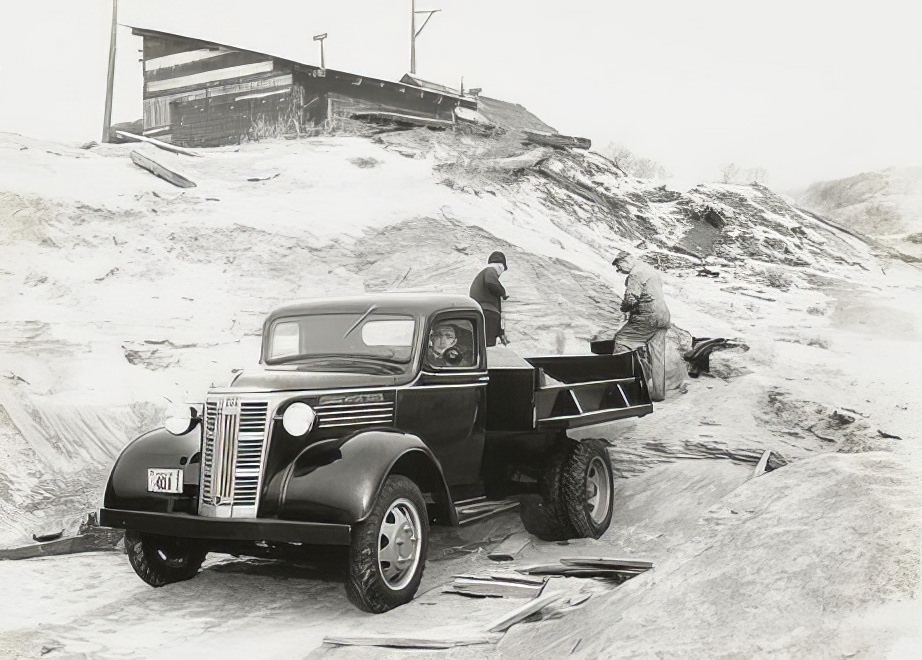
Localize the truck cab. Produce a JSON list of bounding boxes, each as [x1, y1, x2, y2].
[[100, 293, 652, 612]]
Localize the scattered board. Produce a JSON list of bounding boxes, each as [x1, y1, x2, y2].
[[130, 150, 196, 188]]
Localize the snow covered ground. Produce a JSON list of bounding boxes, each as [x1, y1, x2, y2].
[[0, 130, 920, 658]]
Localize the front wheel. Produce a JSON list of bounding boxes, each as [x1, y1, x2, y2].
[[346, 475, 429, 613], [124, 530, 207, 586], [561, 439, 615, 538]]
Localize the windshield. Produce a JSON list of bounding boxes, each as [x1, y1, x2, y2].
[[265, 311, 417, 373]]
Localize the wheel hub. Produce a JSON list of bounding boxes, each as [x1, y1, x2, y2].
[[585, 456, 612, 525], [377, 498, 422, 590]]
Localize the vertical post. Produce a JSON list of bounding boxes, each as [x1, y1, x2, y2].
[[102, 0, 118, 143], [313, 33, 328, 70], [410, 0, 416, 74]]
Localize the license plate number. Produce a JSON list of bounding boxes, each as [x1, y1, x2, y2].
[[147, 468, 183, 494]]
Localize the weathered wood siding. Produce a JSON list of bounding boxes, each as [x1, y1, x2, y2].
[[133, 28, 476, 146], [135, 29, 294, 142], [293, 67, 475, 128]]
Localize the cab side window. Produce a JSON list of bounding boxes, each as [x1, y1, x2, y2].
[[426, 319, 476, 369]]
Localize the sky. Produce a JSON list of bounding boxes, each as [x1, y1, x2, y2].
[[0, 0, 919, 189]]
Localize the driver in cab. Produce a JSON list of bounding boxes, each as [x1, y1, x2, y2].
[[426, 323, 468, 368]]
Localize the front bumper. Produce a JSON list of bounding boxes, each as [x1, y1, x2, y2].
[[99, 508, 352, 546]]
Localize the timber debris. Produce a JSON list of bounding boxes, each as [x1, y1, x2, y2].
[[130, 150, 197, 188]]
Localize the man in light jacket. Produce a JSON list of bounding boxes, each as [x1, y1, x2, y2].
[[469, 251, 508, 347], [612, 250, 671, 401]]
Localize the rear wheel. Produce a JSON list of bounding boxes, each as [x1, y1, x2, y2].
[[124, 530, 206, 586], [521, 442, 578, 541], [346, 475, 428, 613], [561, 439, 615, 538]]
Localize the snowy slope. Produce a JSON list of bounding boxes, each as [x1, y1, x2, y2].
[[0, 129, 882, 546], [2, 130, 922, 658], [795, 166, 922, 261]]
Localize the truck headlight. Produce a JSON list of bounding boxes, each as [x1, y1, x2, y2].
[[164, 404, 199, 436], [283, 402, 316, 436]]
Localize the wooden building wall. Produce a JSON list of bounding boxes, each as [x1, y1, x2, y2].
[[135, 30, 293, 143], [293, 67, 473, 127], [134, 29, 475, 147]]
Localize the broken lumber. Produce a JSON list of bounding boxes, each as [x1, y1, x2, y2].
[[322, 634, 500, 649], [522, 130, 591, 150], [448, 577, 545, 598], [488, 531, 532, 561], [130, 150, 196, 188], [559, 557, 654, 571], [486, 592, 564, 633], [116, 130, 202, 157], [751, 450, 773, 478]]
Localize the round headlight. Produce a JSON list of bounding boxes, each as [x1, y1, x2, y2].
[[283, 402, 316, 436], [164, 404, 197, 435]]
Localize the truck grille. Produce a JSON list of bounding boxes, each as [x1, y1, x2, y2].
[[201, 397, 270, 511], [314, 399, 395, 430]]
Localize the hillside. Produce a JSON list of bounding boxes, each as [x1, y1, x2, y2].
[[795, 166, 922, 261], [1, 129, 921, 657]]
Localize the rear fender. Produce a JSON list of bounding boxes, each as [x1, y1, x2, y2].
[[103, 427, 202, 510], [273, 430, 457, 526]]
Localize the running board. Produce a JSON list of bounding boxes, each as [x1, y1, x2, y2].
[[454, 498, 520, 526]]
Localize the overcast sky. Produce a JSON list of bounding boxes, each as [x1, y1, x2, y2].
[[1, 0, 919, 189]]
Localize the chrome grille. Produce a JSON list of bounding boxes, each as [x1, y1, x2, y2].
[[315, 399, 395, 430], [201, 397, 269, 511]]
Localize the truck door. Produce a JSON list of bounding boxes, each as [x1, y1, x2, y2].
[[396, 315, 487, 486]]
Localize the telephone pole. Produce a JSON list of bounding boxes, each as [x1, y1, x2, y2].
[[410, 0, 440, 75], [102, 0, 118, 142]]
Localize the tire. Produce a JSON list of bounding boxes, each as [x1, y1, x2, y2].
[[346, 475, 429, 613], [561, 439, 615, 538], [523, 443, 577, 542], [124, 530, 207, 587]]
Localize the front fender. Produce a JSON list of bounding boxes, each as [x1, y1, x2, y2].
[[103, 426, 202, 511], [267, 430, 456, 526]]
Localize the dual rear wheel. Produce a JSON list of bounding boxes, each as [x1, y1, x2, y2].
[[525, 438, 615, 541]]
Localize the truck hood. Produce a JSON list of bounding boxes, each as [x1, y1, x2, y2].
[[224, 368, 410, 392]]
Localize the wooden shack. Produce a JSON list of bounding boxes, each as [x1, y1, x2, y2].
[[131, 27, 477, 147]]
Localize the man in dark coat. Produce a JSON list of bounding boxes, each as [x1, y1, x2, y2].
[[469, 251, 508, 347]]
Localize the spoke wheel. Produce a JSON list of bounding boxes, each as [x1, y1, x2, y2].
[[346, 475, 429, 613]]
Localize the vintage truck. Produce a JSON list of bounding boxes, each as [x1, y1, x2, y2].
[[100, 293, 653, 612]]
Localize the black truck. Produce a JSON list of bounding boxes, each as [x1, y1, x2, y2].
[[100, 293, 653, 612]]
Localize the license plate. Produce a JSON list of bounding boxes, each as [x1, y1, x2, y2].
[[147, 468, 183, 494]]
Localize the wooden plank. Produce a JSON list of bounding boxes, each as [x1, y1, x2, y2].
[[145, 47, 229, 72], [116, 131, 202, 157], [486, 592, 563, 633], [146, 61, 274, 93], [450, 578, 544, 598], [130, 150, 196, 188], [519, 565, 640, 579], [560, 557, 654, 571], [488, 531, 532, 561], [323, 634, 499, 649], [752, 450, 773, 478], [522, 130, 591, 150]]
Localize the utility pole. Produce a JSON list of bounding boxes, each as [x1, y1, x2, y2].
[[102, 0, 118, 142], [313, 33, 328, 69], [410, 0, 440, 75]]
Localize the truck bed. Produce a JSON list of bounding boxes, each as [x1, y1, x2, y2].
[[485, 348, 653, 432]]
